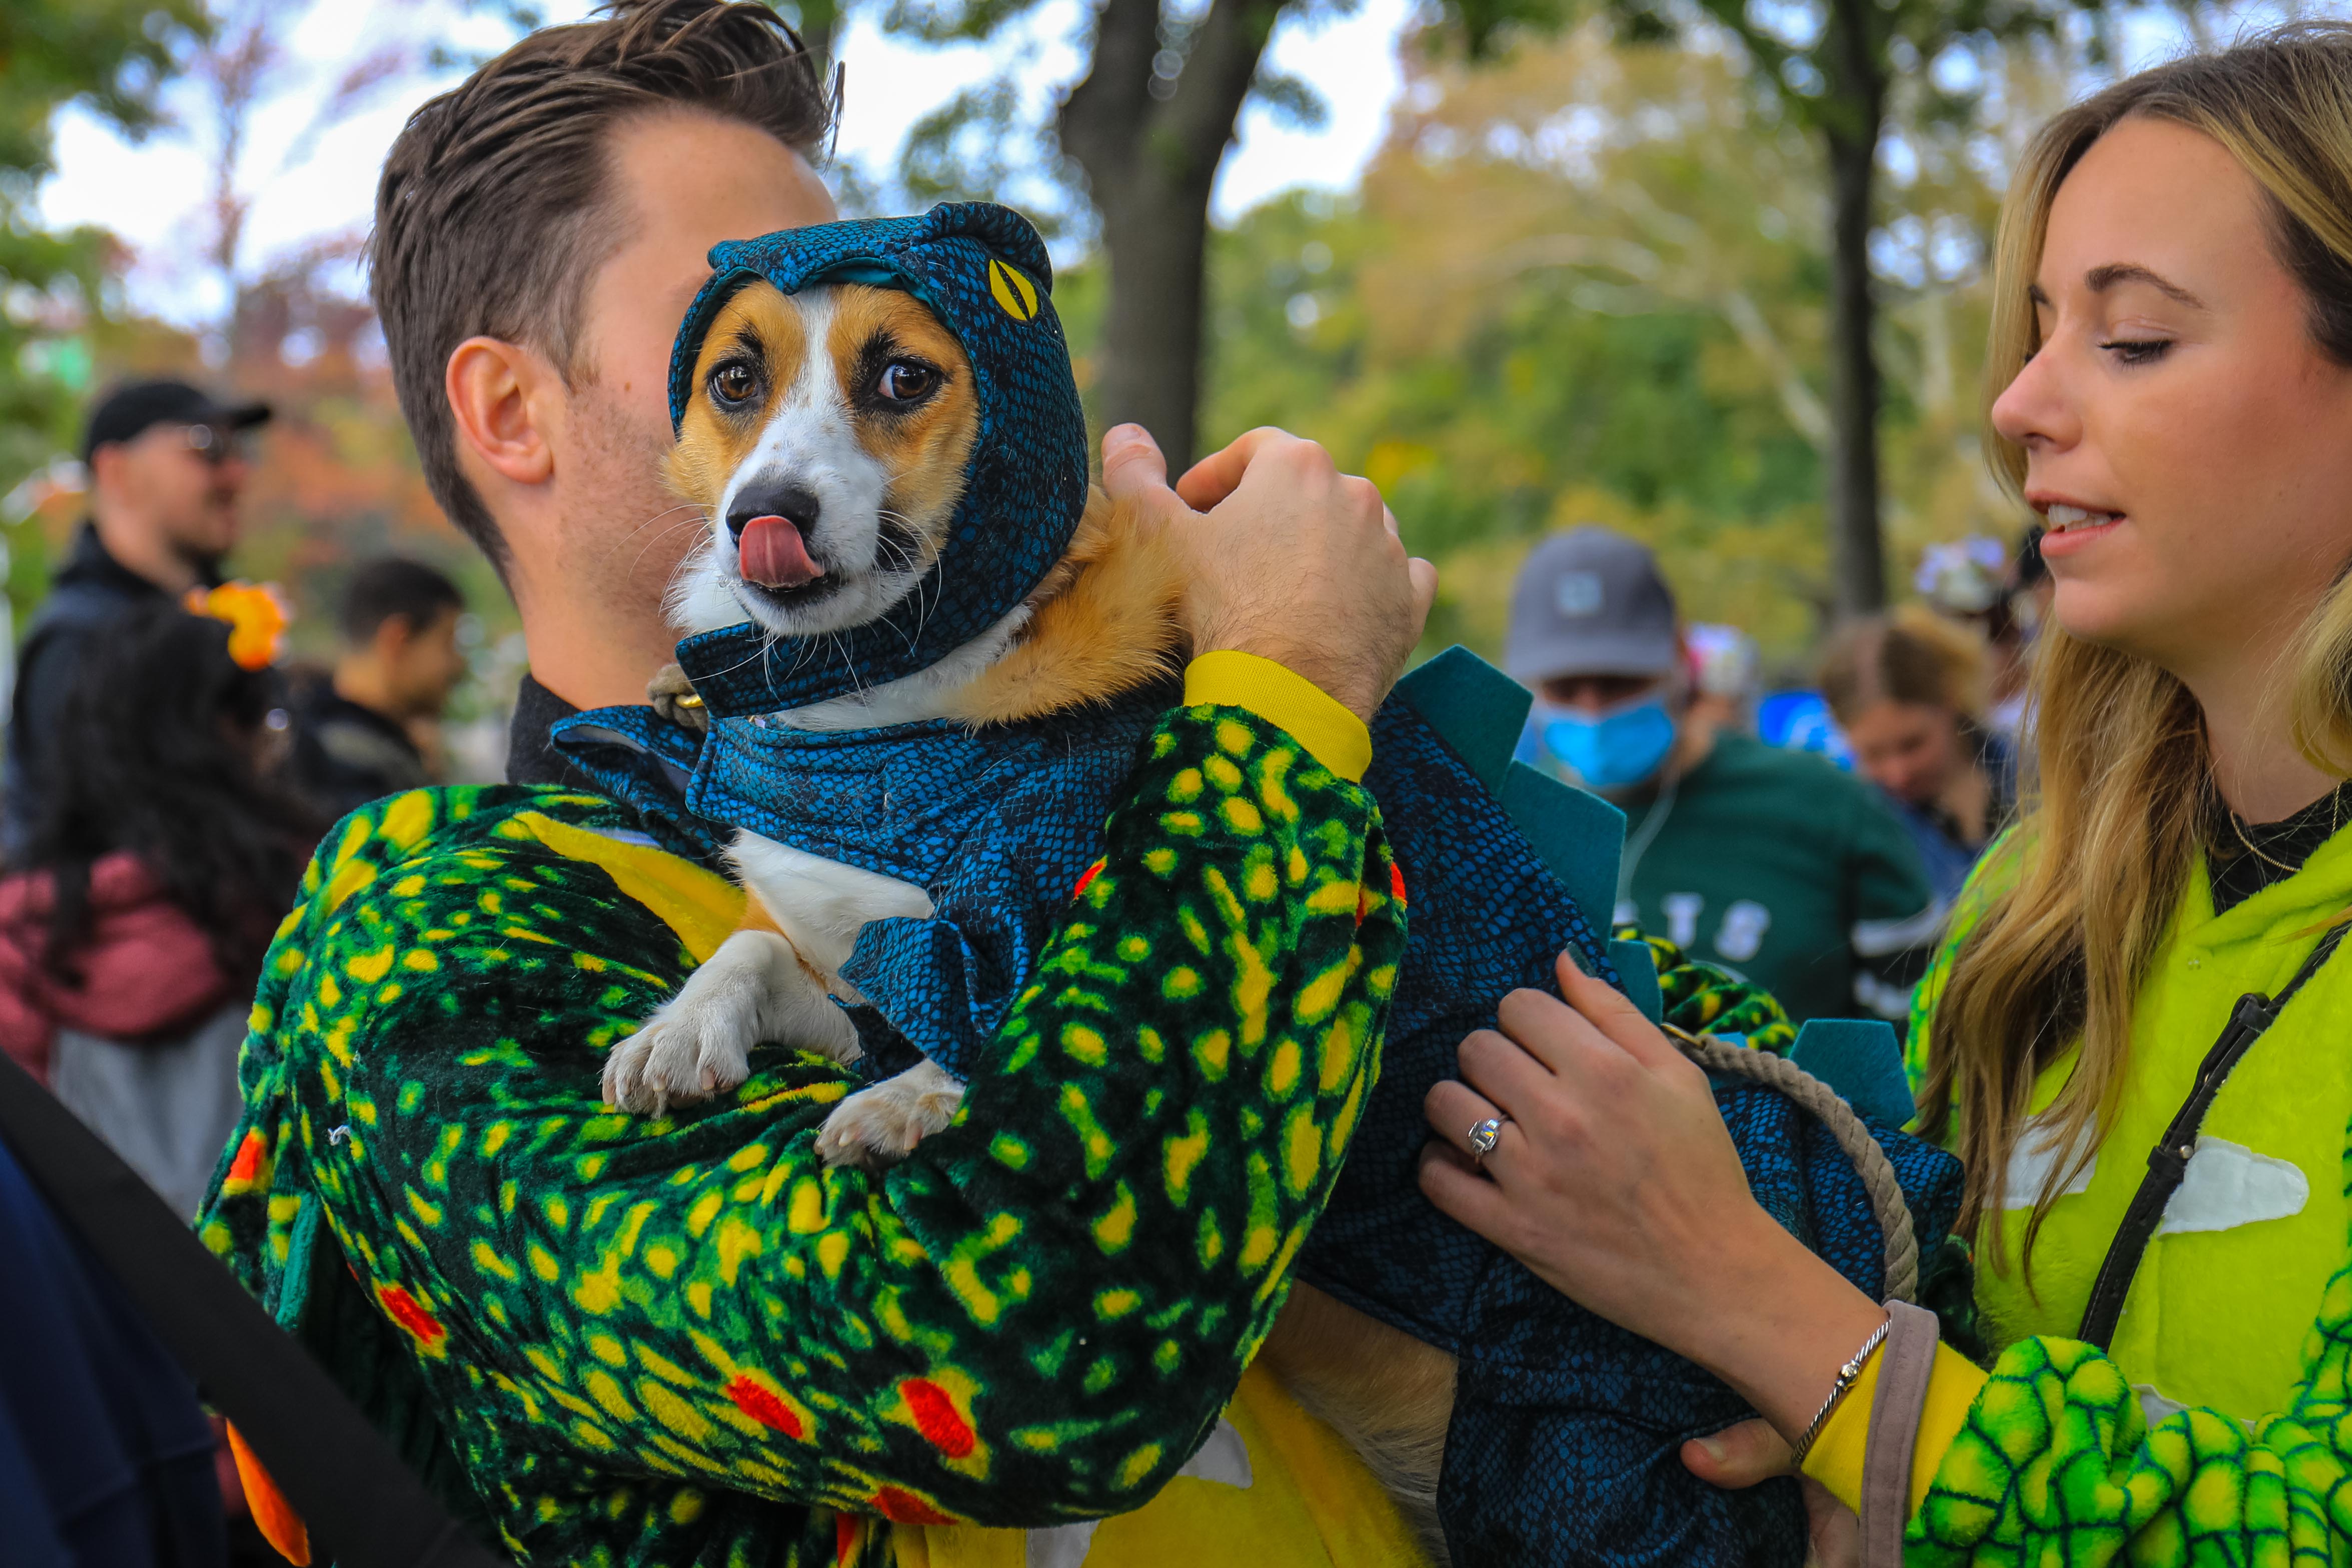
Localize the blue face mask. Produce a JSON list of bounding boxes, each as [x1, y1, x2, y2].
[[1541, 697, 1677, 790]]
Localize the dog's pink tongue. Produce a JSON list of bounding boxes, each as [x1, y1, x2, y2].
[[738, 516, 821, 589]]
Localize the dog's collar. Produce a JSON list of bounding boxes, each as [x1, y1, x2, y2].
[[668, 204, 1087, 719]]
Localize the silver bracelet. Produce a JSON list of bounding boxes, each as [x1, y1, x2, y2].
[[1789, 1313, 1892, 1465]]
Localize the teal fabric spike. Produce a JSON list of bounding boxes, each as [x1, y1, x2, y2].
[[1609, 939, 1663, 1022], [1390, 646, 1536, 794], [1787, 1019, 1913, 1129], [1500, 762, 1627, 952], [1389, 645, 1632, 935]]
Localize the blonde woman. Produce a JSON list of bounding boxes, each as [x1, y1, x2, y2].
[[1417, 25, 2352, 1560], [1819, 609, 2015, 902]]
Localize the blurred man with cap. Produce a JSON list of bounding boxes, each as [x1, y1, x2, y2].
[[1509, 526, 1941, 1025], [3, 380, 272, 852]]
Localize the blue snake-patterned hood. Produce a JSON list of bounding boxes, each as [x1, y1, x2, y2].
[[666, 204, 1090, 718]]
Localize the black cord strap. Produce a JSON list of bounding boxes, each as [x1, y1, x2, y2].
[[0, 1050, 506, 1568], [2076, 920, 2351, 1350]]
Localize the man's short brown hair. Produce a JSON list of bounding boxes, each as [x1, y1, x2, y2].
[[371, 0, 831, 569]]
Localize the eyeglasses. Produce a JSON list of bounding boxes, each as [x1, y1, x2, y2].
[[176, 424, 250, 467]]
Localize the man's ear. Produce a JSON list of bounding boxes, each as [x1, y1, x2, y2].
[[446, 336, 559, 489], [371, 612, 417, 663], [86, 443, 128, 499]]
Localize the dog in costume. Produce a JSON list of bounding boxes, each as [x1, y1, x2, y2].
[[555, 203, 1966, 1565]]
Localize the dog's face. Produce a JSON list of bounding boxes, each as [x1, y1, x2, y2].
[[667, 281, 980, 638]]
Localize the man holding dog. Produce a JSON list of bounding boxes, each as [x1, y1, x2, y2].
[[199, 3, 1452, 1563]]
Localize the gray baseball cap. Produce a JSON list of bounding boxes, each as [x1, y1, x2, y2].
[[1505, 527, 1681, 684]]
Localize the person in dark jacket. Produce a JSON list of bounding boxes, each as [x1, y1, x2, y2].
[[288, 558, 468, 817], [3, 382, 270, 855], [1508, 527, 1943, 1024], [0, 606, 319, 1219]]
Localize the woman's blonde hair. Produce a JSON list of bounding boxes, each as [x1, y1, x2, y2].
[[1818, 606, 1990, 728], [1922, 23, 2352, 1263]]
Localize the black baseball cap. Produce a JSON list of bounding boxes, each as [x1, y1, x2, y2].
[[81, 380, 272, 464]]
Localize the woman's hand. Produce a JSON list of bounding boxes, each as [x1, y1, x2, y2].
[[1685, 1421, 1860, 1567], [1417, 950, 1887, 1444]]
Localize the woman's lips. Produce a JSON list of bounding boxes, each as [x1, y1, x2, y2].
[[2043, 501, 2120, 533], [2038, 503, 2123, 556]]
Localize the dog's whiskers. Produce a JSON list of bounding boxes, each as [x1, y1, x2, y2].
[[628, 515, 716, 579], [600, 503, 707, 565]]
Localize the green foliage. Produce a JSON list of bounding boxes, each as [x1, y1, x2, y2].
[[0, 0, 204, 501], [878, 0, 1051, 46], [1180, 26, 2025, 668]]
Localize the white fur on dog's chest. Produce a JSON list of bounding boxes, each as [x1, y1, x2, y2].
[[725, 831, 935, 973]]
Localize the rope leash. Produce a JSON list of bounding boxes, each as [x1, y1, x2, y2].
[[1664, 1025, 1920, 1304]]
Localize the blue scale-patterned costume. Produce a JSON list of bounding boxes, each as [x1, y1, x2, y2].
[[555, 204, 1964, 1565]]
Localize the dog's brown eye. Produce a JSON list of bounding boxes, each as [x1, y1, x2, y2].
[[710, 363, 760, 407], [876, 362, 938, 403]]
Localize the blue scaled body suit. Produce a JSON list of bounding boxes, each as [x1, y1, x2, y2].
[[556, 204, 1963, 1566]]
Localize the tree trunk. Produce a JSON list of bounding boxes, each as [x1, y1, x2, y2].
[[1816, 0, 1888, 619], [1085, 159, 1217, 464], [1822, 119, 1885, 618], [1058, 0, 1284, 468]]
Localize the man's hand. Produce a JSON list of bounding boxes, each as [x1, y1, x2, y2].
[[1101, 423, 1437, 721]]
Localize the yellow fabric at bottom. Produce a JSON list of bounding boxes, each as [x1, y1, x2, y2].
[[1183, 652, 1373, 783], [893, 1362, 1431, 1568], [1800, 1339, 1989, 1517], [508, 809, 746, 962]]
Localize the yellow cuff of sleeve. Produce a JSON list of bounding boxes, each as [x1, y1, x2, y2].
[[1184, 650, 1372, 783], [1800, 1339, 1989, 1519]]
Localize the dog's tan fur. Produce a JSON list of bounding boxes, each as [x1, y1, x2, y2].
[[667, 288, 808, 511], [662, 278, 1454, 1553], [944, 490, 1187, 724], [1261, 1283, 1458, 1559]]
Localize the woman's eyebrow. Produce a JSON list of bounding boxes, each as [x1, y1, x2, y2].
[[2086, 262, 2206, 308]]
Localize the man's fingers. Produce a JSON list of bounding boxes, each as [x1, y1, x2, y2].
[[1100, 423, 1177, 505], [1680, 1418, 1795, 1489], [1408, 556, 1438, 635], [1175, 426, 1308, 510]]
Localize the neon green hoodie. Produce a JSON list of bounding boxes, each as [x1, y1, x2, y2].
[[1888, 829, 2352, 1561]]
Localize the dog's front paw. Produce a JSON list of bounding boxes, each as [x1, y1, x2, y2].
[[815, 1061, 964, 1168], [647, 662, 709, 733], [603, 990, 754, 1115]]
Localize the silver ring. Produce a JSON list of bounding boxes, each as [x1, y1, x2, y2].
[[1466, 1116, 1507, 1162]]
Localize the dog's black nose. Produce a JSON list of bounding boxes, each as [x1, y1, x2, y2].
[[726, 484, 822, 539]]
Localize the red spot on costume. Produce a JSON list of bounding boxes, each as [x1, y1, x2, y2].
[[1359, 861, 1409, 928], [375, 1283, 445, 1347], [225, 1129, 267, 1186], [726, 1374, 805, 1438], [901, 1378, 976, 1457], [871, 1486, 956, 1526], [1071, 858, 1106, 901]]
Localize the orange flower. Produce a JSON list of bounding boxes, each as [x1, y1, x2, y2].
[[185, 581, 289, 670]]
